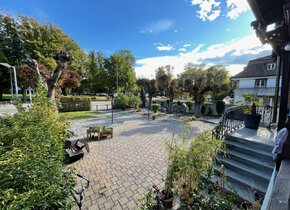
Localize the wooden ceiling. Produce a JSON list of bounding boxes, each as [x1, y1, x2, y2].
[[247, 0, 290, 54]]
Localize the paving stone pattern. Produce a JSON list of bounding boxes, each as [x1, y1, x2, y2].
[[70, 111, 214, 209]]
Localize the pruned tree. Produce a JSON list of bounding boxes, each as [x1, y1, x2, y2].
[[58, 69, 82, 96], [136, 78, 158, 110], [167, 79, 179, 113], [16, 64, 38, 102]]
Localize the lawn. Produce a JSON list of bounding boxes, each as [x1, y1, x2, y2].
[[60, 111, 101, 120]]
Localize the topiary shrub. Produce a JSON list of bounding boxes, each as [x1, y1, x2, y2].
[[114, 93, 129, 110], [152, 104, 160, 113], [128, 95, 141, 109], [160, 101, 164, 107], [186, 101, 193, 111], [0, 81, 75, 209], [57, 96, 91, 112], [201, 105, 206, 115], [216, 101, 226, 116]]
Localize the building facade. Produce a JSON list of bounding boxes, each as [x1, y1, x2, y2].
[[232, 55, 280, 105]]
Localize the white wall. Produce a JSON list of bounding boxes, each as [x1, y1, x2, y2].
[[239, 79, 255, 88]]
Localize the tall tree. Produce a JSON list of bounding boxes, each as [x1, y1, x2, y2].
[[0, 52, 10, 100], [155, 65, 173, 94]]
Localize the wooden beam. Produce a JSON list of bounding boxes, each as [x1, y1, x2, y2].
[[278, 51, 290, 130]]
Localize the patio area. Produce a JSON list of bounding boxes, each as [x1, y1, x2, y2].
[[69, 111, 214, 209]]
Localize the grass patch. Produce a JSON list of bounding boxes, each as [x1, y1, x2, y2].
[[60, 111, 101, 120]]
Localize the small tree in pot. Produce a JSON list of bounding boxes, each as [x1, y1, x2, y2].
[[244, 103, 262, 129]]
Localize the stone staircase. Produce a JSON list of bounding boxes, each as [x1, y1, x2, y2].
[[214, 132, 275, 202]]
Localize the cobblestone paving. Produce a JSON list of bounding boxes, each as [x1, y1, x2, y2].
[[69, 111, 214, 209]]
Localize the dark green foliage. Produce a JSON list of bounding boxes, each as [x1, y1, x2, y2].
[[140, 87, 146, 106], [160, 101, 164, 107], [152, 100, 156, 104], [57, 96, 91, 112], [128, 95, 141, 109], [152, 104, 160, 113], [201, 105, 206, 115], [186, 101, 193, 111], [114, 93, 129, 110], [216, 100, 226, 115], [166, 99, 170, 106], [177, 101, 181, 106], [0, 81, 75, 209]]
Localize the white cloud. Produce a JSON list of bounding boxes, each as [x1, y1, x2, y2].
[[183, 44, 192, 48], [139, 20, 174, 34], [156, 45, 175, 51], [179, 48, 187, 52], [191, 0, 221, 21], [135, 34, 272, 78], [174, 30, 178, 33], [226, 0, 250, 19], [191, 0, 250, 21]]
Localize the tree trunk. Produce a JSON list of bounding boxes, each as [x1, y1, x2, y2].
[[47, 67, 64, 101], [195, 103, 201, 118], [22, 89, 27, 103], [149, 95, 153, 110], [169, 96, 174, 113]]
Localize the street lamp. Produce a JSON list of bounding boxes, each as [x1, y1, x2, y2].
[[0, 63, 18, 98]]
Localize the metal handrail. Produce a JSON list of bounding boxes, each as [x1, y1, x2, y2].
[[212, 105, 273, 140]]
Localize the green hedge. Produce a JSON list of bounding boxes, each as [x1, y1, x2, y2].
[[57, 96, 91, 112], [128, 95, 141, 109], [114, 93, 141, 110]]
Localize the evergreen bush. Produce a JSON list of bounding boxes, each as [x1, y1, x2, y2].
[[114, 93, 129, 110], [128, 95, 141, 109], [151, 104, 160, 113]]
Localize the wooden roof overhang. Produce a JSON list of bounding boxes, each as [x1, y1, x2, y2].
[[247, 0, 290, 54]]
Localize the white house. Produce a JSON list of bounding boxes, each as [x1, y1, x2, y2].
[[232, 55, 281, 106]]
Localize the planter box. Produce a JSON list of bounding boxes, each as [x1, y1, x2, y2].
[[244, 114, 261, 129]]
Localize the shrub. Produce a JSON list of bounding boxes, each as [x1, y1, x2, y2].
[[114, 93, 129, 110], [186, 101, 193, 111], [166, 99, 170, 106], [152, 100, 157, 104], [216, 101, 225, 115], [0, 81, 75, 209], [151, 104, 160, 113], [57, 96, 91, 112], [160, 101, 164, 107], [128, 95, 141, 109], [177, 101, 182, 106]]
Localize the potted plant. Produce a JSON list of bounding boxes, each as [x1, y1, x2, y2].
[[243, 103, 261, 129]]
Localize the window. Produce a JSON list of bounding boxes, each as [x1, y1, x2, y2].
[[255, 79, 267, 88], [267, 63, 276, 70]]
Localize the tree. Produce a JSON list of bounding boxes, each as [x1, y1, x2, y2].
[[58, 69, 82, 96], [103, 50, 136, 94], [167, 79, 179, 113], [136, 78, 158, 110], [156, 65, 173, 94], [16, 64, 38, 102]]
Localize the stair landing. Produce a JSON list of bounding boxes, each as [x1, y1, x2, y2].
[[229, 127, 275, 147]]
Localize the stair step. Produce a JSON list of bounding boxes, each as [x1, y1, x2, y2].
[[217, 157, 271, 184], [214, 165, 267, 198], [226, 149, 274, 173], [225, 134, 274, 153], [224, 140, 273, 162]]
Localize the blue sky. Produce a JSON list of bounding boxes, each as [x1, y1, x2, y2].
[[1, 0, 271, 77]]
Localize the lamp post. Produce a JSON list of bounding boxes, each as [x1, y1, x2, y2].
[[0, 63, 18, 98]]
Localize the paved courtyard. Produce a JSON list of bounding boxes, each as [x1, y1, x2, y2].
[[69, 111, 214, 209]]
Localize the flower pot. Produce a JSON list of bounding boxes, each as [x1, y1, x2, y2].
[[244, 114, 261, 129], [161, 190, 173, 208]]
